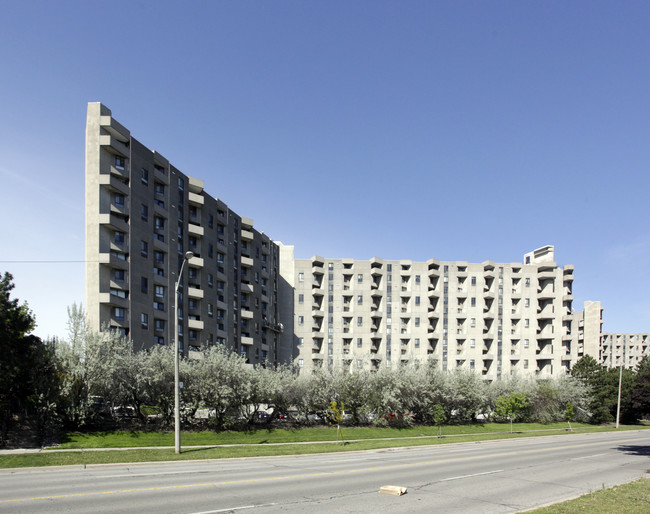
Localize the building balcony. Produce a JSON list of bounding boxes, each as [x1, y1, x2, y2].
[[189, 256, 204, 268], [99, 213, 129, 232], [241, 283, 254, 293], [241, 229, 254, 241], [188, 223, 204, 237], [241, 336, 254, 346], [188, 176, 204, 194], [100, 114, 130, 140], [98, 292, 128, 308], [240, 309, 254, 320], [153, 237, 168, 252], [99, 134, 129, 157], [241, 256, 254, 268], [187, 287, 204, 299], [188, 191, 204, 206], [99, 252, 128, 270], [99, 173, 130, 196], [188, 319, 204, 330]]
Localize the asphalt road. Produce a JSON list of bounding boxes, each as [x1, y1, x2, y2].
[[0, 430, 648, 513]]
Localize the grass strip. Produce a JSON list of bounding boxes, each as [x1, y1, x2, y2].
[[528, 477, 650, 513], [0, 425, 647, 469], [53, 422, 604, 449]]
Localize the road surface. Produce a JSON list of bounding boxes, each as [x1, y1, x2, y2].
[[0, 430, 648, 513]]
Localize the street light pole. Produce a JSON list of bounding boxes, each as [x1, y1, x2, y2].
[[175, 250, 194, 454], [615, 362, 623, 429]]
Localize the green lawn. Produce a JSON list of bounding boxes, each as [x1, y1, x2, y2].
[[53, 422, 597, 449], [0, 423, 647, 469], [529, 478, 650, 513]]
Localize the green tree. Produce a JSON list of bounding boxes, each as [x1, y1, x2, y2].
[[627, 356, 650, 421], [0, 272, 60, 445], [432, 403, 447, 437], [495, 392, 530, 433]]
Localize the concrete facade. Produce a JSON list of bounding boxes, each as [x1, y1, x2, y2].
[[288, 245, 604, 379], [85, 103, 288, 366], [600, 333, 650, 369], [85, 103, 646, 377]]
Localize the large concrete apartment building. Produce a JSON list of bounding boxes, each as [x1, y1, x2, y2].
[[85, 103, 288, 366], [85, 103, 649, 376], [285, 245, 606, 379]]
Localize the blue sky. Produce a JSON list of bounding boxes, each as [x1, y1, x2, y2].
[[0, 1, 648, 339]]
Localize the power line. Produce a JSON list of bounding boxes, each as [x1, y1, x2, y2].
[[0, 260, 94, 263]]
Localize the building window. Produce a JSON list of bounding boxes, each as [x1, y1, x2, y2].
[[298, 337, 304, 346], [298, 272, 304, 282], [114, 231, 125, 244], [155, 217, 165, 230], [114, 193, 125, 207], [298, 358, 304, 367], [525, 278, 530, 287], [141, 168, 149, 184], [471, 276, 476, 286], [207, 273, 213, 287], [471, 297, 476, 307], [141, 204, 148, 221], [524, 339, 529, 348], [298, 294, 304, 304], [357, 316, 362, 326], [113, 307, 125, 320], [415, 338, 420, 348], [357, 295, 363, 305], [525, 298, 530, 308], [525, 319, 530, 328], [471, 318, 476, 327], [140, 241, 148, 257], [357, 274, 363, 283], [415, 275, 420, 284], [470, 339, 475, 348], [114, 155, 125, 170], [141, 277, 148, 293], [415, 317, 420, 327], [114, 269, 125, 282], [155, 285, 164, 298], [298, 316, 304, 325], [141, 313, 148, 329], [153, 301, 164, 311], [189, 330, 197, 341], [155, 319, 165, 331], [415, 296, 420, 306], [154, 251, 164, 264]]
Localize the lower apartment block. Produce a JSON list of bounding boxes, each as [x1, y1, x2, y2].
[[600, 333, 650, 369], [84, 103, 648, 377], [284, 244, 607, 379]]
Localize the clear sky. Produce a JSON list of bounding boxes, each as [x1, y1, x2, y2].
[[0, 1, 648, 339]]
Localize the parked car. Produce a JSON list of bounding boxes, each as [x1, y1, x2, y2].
[[255, 411, 270, 421]]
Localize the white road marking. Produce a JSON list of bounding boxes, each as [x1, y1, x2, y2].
[[442, 469, 504, 481], [569, 453, 608, 460], [190, 504, 277, 513]]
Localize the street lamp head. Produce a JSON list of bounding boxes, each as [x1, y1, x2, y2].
[[184, 251, 194, 261]]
